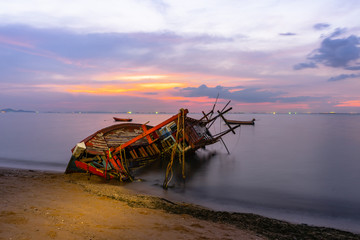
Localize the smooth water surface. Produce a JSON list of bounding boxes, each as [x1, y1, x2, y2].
[[1, 112, 359, 232]]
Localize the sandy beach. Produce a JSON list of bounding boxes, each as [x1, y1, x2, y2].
[[1, 168, 359, 240]]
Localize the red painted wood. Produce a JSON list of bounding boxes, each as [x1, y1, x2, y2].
[[74, 160, 115, 179]]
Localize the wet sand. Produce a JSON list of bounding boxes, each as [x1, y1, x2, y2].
[[0, 168, 359, 240]]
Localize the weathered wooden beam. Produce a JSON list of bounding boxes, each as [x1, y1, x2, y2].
[[213, 124, 241, 139], [217, 110, 235, 134], [205, 107, 232, 126], [141, 123, 154, 144], [200, 110, 212, 121]]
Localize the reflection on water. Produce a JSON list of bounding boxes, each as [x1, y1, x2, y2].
[[1, 112, 360, 232]]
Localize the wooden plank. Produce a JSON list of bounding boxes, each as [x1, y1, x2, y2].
[[132, 149, 139, 158], [109, 158, 121, 171], [141, 124, 155, 144], [129, 150, 136, 159], [140, 147, 148, 157], [146, 145, 155, 155], [151, 143, 160, 153]]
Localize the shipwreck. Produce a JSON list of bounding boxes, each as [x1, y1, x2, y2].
[[65, 103, 254, 188]]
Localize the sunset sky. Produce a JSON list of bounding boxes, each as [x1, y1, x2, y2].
[[1, 0, 360, 113]]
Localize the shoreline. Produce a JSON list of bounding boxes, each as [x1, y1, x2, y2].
[[1, 167, 359, 240]]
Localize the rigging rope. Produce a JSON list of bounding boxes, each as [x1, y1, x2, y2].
[[163, 108, 186, 189], [181, 109, 185, 179]]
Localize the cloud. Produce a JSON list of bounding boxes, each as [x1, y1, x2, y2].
[[0, 24, 236, 83], [328, 28, 347, 38], [176, 84, 318, 103], [0, 24, 311, 86], [295, 29, 360, 70], [143, 92, 158, 95], [328, 73, 360, 82], [345, 65, 360, 70], [335, 100, 360, 107], [293, 62, 318, 70], [0, 25, 233, 60], [178, 84, 224, 99], [279, 32, 296, 36], [295, 28, 360, 82], [309, 35, 360, 67], [313, 23, 330, 31], [0, 87, 171, 112]]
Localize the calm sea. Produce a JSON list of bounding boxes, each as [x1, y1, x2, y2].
[[1, 112, 359, 232]]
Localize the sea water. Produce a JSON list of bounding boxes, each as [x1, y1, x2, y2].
[[1, 112, 359, 232]]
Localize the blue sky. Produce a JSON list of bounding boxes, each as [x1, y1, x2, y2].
[[1, 0, 360, 113]]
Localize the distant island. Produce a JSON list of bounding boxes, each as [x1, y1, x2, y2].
[[0, 108, 35, 113]]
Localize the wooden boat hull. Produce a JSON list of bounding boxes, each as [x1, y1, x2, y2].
[[66, 108, 245, 187], [65, 123, 155, 179]]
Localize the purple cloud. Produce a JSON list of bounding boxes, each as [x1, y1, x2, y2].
[[295, 29, 360, 71], [279, 32, 296, 36], [328, 28, 347, 38], [328, 73, 360, 82], [345, 65, 360, 70], [176, 84, 319, 103], [313, 23, 330, 31], [309, 35, 359, 67], [293, 62, 318, 70], [0, 24, 236, 83]]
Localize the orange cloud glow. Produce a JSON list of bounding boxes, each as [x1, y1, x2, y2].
[[113, 75, 168, 81], [67, 87, 131, 94], [93, 71, 257, 86], [228, 88, 244, 93], [140, 82, 184, 89], [93, 71, 185, 82], [335, 100, 360, 107], [159, 96, 212, 103], [66, 82, 186, 95]]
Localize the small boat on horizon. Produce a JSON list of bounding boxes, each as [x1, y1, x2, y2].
[[113, 117, 132, 122]]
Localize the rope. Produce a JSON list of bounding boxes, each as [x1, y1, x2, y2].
[[181, 109, 186, 179], [231, 124, 242, 153], [163, 108, 186, 189]]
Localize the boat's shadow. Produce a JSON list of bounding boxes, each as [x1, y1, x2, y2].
[[132, 149, 218, 189]]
